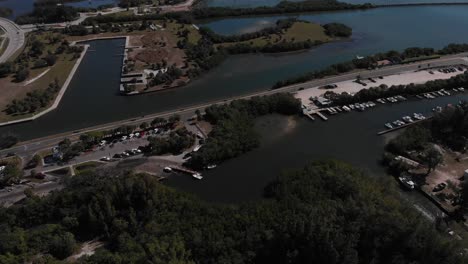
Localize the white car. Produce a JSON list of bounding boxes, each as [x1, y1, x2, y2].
[[132, 148, 142, 153], [101, 156, 111, 161]]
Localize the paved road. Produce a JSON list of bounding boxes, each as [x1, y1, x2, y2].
[[1, 53, 468, 159], [0, 18, 25, 63]]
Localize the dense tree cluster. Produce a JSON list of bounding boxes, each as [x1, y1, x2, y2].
[[83, 1, 372, 25], [5, 79, 60, 115], [0, 162, 22, 188], [0, 135, 18, 150], [149, 64, 183, 86], [192, 0, 374, 20], [188, 93, 301, 169], [146, 127, 195, 155], [0, 160, 465, 263], [0, 62, 15, 79], [119, 0, 185, 7], [224, 39, 324, 54], [323, 22, 352, 37], [16, 4, 79, 25], [184, 38, 228, 78], [273, 43, 468, 88], [200, 18, 297, 44]]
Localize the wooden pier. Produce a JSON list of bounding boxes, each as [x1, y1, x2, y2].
[[315, 111, 328, 121], [170, 166, 200, 176]]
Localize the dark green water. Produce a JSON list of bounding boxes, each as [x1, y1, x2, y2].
[[167, 94, 468, 217]]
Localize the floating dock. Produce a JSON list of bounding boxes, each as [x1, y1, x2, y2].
[[316, 111, 328, 121], [170, 166, 200, 176]]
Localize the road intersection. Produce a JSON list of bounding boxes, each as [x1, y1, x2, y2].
[[0, 18, 25, 63]]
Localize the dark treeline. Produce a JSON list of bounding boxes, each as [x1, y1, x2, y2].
[[187, 93, 301, 169], [223, 39, 324, 54], [0, 160, 465, 263], [273, 43, 468, 88], [326, 71, 468, 106], [146, 127, 195, 155], [200, 18, 297, 43], [323, 22, 352, 37], [183, 37, 228, 78], [192, 0, 374, 19], [15, 3, 79, 25], [118, 0, 186, 8], [83, 0, 372, 25]]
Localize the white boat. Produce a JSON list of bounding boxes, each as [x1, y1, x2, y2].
[[206, 164, 217, 169], [192, 173, 203, 180], [342, 106, 351, 112], [402, 116, 413, 123], [193, 145, 202, 152], [163, 167, 172, 173], [399, 176, 415, 190], [385, 123, 393, 129], [460, 87, 465, 91], [433, 106, 443, 112]]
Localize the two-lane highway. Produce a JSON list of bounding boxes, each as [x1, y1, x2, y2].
[[0, 18, 25, 63], [1, 53, 467, 159]]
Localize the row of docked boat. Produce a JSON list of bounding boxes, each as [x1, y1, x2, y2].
[[384, 113, 426, 129], [376, 95, 407, 104], [324, 96, 409, 115], [418, 88, 464, 99]]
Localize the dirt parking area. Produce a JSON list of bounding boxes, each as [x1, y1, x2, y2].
[[128, 30, 186, 71], [417, 147, 467, 212]]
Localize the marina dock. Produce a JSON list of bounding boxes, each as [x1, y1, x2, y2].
[[170, 166, 200, 176], [316, 111, 328, 121], [377, 117, 432, 135]]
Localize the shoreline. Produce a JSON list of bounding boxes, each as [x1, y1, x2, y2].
[[0, 36, 129, 128], [0, 44, 89, 127]]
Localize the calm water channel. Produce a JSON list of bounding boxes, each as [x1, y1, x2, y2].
[[0, 0, 117, 19], [203, 0, 468, 8], [2, 6, 468, 140]]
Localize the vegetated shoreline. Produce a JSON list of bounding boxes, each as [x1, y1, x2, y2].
[[1, 159, 466, 263], [0, 44, 89, 127], [272, 43, 468, 89]]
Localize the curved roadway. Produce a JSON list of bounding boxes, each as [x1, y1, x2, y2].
[[0, 18, 25, 63]]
